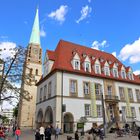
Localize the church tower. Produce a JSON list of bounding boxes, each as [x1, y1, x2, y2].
[[18, 8, 42, 128]]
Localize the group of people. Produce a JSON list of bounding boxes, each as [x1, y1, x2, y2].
[[35, 125, 61, 140], [74, 123, 104, 140]]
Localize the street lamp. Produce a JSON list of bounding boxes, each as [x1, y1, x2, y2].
[[100, 86, 107, 137]]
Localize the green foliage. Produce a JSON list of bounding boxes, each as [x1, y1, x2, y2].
[[1, 116, 9, 123], [13, 104, 19, 118]]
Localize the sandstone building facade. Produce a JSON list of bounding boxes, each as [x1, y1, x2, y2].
[[18, 9, 42, 128]]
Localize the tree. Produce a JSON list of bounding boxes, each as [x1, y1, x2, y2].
[[13, 104, 19, 119], [0, 45, 34, 103], [1, 115, 9, 124]]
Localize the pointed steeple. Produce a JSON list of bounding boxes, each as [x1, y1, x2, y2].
[[29, 8, 40, 45]]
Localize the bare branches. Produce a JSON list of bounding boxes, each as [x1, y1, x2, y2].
[[0, 45, 34, 103]]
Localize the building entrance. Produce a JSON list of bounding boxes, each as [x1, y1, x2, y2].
[[63, 113, 74, 133]]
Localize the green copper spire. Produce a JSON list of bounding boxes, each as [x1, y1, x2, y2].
[[29, 8, 40, 45]]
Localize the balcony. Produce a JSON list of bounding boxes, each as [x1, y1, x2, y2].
[[105, 95, 120, 102]]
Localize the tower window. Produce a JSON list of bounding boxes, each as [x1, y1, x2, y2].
[[36, 69, 38, 75], [30, 68, 33, 75]]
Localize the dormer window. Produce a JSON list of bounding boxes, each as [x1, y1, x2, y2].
[[128, 72, 134, 80], [85, 62, 91, 72], [104, 66, 110, 76], [113, 68, 118, 78], [72, 53, 80, 70], [95, 64, 101, 74], [74, 60, 80, 70], [121, 70, 126, 79]]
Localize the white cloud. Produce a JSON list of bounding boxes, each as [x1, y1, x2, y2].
[[76, 5, 92, 24], [119, 38, 140, 64], [133, 70, 140, 75], [0, 36, 8, 39], [112, 52, 117, 57], [91, 40, 107, 50], [0, 42, 16, 60], [40, 27, 46, 37], [48, 5, 68, 24]]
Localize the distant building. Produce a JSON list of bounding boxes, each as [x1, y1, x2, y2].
[[18, 8, 42, 128], [35, 40, 140, 132], [1, 109, 13, 121]]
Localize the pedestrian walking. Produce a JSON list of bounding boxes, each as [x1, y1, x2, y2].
[[98, 127, 104, 140], [39, 125, 45, 140], [35, 128, 41, 140], [15, 127, 21, 140], [44, 125, 52, 140], [0, 127, 5, 140], [75, 130, 79, 140], [12, 125, 16, 136], [90, 123, 98, 140], [55, 126, 60, 139]]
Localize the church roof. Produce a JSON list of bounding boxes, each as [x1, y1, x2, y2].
[[38, 40, 140, 85], [29, 8, 40, 45]]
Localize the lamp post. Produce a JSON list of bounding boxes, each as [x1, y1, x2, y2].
[[101, 87, 107, 137]]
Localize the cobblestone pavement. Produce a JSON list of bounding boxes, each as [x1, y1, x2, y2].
[[7, 129, 138, 140]]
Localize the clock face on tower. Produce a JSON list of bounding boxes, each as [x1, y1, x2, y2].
[[33, 48, 38, 54], [32, 48, 39, 60]]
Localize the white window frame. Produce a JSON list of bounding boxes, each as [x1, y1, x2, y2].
[[104, 66, 110, 76], [128, 72, 134, 80], [97, 105, 102, 117], [121, 70, 126, 79], [107, 86, 112, 96], [40, 88, 43, 102], [74, 60, 80, 70], [48, 81, 52, 97], [128, 88, 133, 99], [113, 68, 118, 78], [85, 104, 91, 116], [70, 80, 77, 94], [95, 64, 101, 74], [85, 62, 91, 72], [131, 107, 136, 118], [119, 87, 125, 99], [95, 83, 102, 95], [136, 89, 140, 101], [44, 85, 47, 100], [83, 82, 90, 95]]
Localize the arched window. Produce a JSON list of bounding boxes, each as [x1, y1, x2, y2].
[[36, 69, 38, 75]]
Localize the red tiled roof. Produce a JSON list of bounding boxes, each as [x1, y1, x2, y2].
[[47, 50, 55, 61], [42, 40, 140, 84]]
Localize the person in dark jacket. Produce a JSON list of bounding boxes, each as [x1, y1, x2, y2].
[[75, 130, 79, 140], [90, 123, 98, 140], [45, 125, 52, 140], [138, 129, 140, 140], [35, 129, 40, 140]]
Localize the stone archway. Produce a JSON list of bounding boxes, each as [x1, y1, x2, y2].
[[36, 109, 43, 128], [44, 106, 53, 127], [63, 112, 74, 133]]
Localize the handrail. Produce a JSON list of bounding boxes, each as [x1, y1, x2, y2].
[[105, 95, 119, 100]]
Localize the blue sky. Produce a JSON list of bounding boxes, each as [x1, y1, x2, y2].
[[0, 0, 140, 74]]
